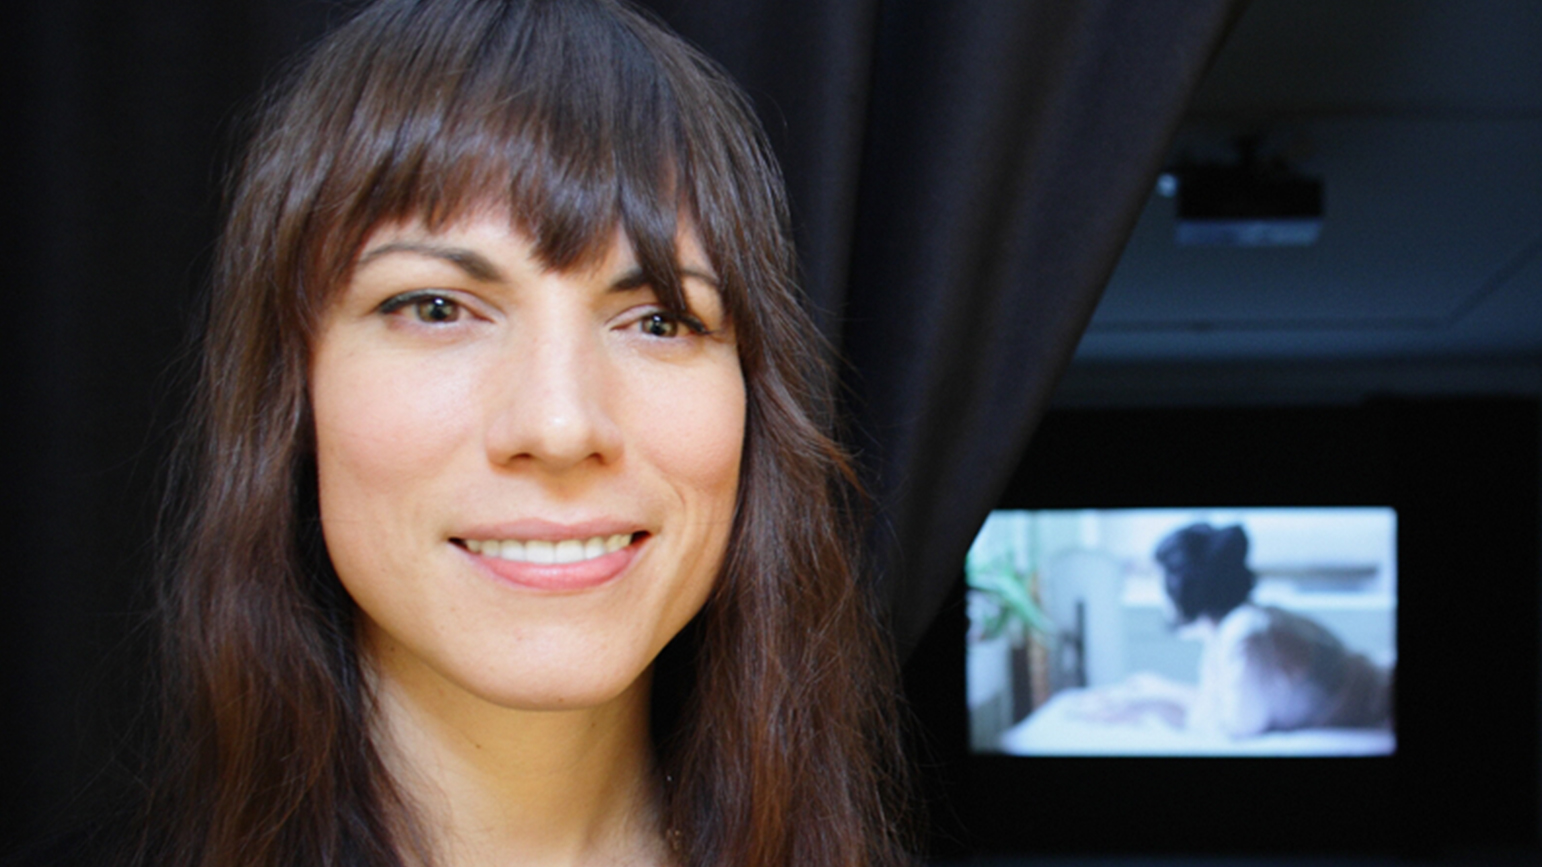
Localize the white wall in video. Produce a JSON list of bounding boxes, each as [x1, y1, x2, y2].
[[966, 507, 1396, 756]]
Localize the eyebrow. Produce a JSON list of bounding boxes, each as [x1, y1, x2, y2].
[[355, 242, 505, 283]]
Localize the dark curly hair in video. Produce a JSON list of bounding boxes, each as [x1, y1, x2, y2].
[[1156, 523, 1257, 625]]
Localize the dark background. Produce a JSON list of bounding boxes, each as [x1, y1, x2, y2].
[[905, 399, 1540, 860]]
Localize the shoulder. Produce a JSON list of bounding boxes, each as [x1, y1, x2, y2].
[[1214, 603, 1271, 647], [1255, 605, 1345, 654], [1214, 604, 1341, 677], [1220, 604, 1339, 648]]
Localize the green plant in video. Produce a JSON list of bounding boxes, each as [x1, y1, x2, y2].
[[965, 551, 1055, 643]]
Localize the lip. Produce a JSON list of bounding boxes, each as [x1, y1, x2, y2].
[[455, 518, 645, 542], [452, 520, 647, 592]]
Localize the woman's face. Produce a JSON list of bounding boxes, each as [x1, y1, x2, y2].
[[310, 211, 744, 712]]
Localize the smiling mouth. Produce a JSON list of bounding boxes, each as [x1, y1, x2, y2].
[[458, 533, 640, 564]]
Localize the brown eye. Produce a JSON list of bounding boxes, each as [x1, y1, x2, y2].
[[640, 312, 680, 338], [377, 291, 466, 325], [413, 296, 460, 323]]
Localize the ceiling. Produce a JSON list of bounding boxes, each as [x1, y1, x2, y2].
[[1071, 0, 1542, 365]]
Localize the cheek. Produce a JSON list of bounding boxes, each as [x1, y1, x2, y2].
[[633, 361, 746, 512], [616, 353, 745, 634], [310, 346, 477, 547]]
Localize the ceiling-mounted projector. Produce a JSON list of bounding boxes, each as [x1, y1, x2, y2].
[[1170, 137, 1323, 247]]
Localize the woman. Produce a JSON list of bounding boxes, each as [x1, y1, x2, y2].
[[1076, 523, 1391, 738], [1156, 522, 1392, 737], [52, 1, 910, 865]]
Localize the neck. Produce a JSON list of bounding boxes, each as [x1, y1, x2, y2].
[[1177, 614, 1219, 641], [369, 657, 669, 867]]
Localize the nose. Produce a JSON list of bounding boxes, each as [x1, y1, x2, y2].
[[484, 323, 623, 472]]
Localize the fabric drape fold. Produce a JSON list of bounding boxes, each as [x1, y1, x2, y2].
[[648, 0, 1244, 655]]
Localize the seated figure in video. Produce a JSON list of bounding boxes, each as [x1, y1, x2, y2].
[[1083, 523, 1393, 737]]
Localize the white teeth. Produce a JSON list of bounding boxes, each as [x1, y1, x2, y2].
[[554, 539, 583, 564], [526, 540, 554, 564], [467, 533, 634, 564]]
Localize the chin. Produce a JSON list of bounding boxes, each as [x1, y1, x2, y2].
[[445, 639, 660, 714]]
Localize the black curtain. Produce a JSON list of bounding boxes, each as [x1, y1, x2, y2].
[[2, 0, 1240, 849], [647, 0, 1241, 655]]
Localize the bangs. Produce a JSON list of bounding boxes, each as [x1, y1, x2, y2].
[[278, 0, 698, 312]]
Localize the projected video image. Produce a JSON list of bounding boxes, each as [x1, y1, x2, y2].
[[966, 508, 1396, 756]]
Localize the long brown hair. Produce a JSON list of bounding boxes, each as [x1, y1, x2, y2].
[[144, 1, 912, 865]]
